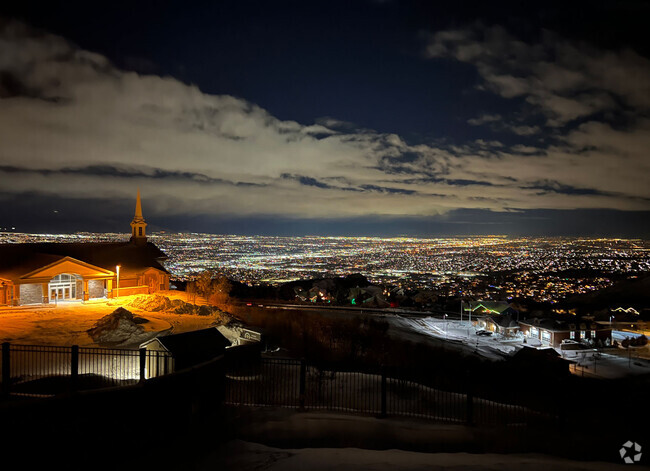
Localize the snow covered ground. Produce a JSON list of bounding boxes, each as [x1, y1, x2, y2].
[[203, 440, 630, 471], [203, 407, 638, 470], [0, 291, 222, 347], [566, 349, 650, 379], [386, 316, 520, 360], [386, 315, 650, 378]]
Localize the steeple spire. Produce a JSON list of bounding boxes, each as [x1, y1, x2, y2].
[[130, 189, 147, 245], [134, 188, 143, 219]]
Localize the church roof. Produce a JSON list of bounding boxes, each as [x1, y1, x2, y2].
[[0, 241, 168, 280]]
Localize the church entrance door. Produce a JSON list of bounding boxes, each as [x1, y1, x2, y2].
[[48, 274, 80, 302]]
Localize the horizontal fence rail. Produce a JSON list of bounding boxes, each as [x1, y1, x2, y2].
[[2, 343, 559, 427], [225, 357, 558, 427], [1, 342, 173, 397]]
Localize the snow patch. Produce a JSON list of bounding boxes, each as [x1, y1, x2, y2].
[[125, 294, 230, 320], [86, 307, 149, 345]]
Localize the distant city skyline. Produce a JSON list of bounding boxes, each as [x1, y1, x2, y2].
[[1, 1, 649, 236], [3, 231, 647, 305]]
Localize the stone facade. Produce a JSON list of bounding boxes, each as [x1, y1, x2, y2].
[[19, 283, 43, 305], [88, 279, 105, 299]]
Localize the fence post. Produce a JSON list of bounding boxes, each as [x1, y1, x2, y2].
[[139, 348, 147, 382], [70, 345, 79, 393], [466, 377, 474, 426], [381, 367, 387, 418], [299, 359, 306, 411], [2, 342, 10, 397]]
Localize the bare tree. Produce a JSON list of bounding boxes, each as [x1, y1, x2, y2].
[[186, 280, 197, 304], [207, 275, 234, 306], [196, 270, 214, 297]]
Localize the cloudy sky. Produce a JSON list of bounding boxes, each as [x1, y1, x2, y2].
[[1, 1, 649, 236]]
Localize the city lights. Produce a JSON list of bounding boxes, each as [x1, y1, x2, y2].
[[2, 232, 647, 304]]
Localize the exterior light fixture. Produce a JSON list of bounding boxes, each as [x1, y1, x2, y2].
[[116, 265, 121, 298]]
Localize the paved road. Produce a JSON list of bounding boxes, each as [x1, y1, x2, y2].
[[233, 300, 463, 320]]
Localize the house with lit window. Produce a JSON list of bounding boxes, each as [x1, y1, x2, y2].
[[518, 317, 611, 348], [468, 301, 520, 336], [0, 191, 169, 306], [483, 314, 520, 337]]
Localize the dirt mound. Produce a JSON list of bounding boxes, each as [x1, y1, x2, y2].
[[86, 307, 148, 345], [125, 294, 172, 311], [126, 294, 229, 319]]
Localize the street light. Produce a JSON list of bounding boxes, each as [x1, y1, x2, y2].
[[443, 313, 448, 340], [116, 265, 121, 298]]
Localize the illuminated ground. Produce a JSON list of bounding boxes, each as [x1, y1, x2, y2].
[[387, 316, 650, 378], [0, 291, 220, 347]]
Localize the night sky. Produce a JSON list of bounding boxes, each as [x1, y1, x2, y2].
[[1, 1, 649, 237]]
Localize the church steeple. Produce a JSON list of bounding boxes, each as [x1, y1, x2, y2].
[[130, 189, 148, 245]]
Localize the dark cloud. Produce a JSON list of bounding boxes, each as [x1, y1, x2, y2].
[[281, 173, 420, 195], [0, 17, 647, 235], [2, 191, 648, 237], [401, 177, 496, 187], [281, 173, 336, 190], [359, 184, 416, 195], [522, 181, 612, 197], [0, 164, 265, 187], [425, 23, 650, 127]]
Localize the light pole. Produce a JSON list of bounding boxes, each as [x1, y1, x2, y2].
[[443, 313, 448, 339], [116, 265, 121, 298]]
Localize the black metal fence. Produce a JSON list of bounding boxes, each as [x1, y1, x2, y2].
[[0, 343, 559, 426], [225, 357, 557, 426], [0, 342, 173, 397]]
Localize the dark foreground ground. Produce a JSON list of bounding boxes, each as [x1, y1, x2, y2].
[[1, 348, 647, 471], [204, 406, 646, 470], [0, 397, 646, 471], [209, 440, 630, 471]]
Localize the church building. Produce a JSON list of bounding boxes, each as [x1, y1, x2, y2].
[[0, 192, 170, 306]]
